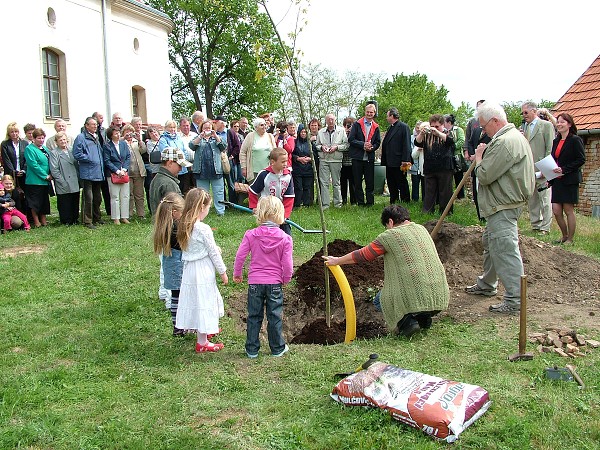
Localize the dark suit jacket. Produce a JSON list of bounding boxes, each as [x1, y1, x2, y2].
[[1, 139, 28, 175], [348, 118, 381, 161], [550, 134, 585, 185], [381, 120, 411, 167]]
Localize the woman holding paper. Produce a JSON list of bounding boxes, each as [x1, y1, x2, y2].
[[549, 113, 585, 245]]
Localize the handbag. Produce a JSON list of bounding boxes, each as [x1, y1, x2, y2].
[[221, 151, 231, 174], [111, 172, 130, 184]]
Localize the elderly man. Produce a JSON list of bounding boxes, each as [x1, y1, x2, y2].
[[130, 117, 147, 152], [73, 117, 105, 229], [348, 104, 381, 206], [190, 110, 205, 135], [381, 107, 412, 204], [111, 112, 124, 131], [521, 101, 555, 234], [45, 119, 74, 150], [465, 102, 535, 313], [316, 114, 349, 208], [238, 117, 250, 139]]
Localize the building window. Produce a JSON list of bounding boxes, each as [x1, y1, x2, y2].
[[42, 49, 62, 118], [47, 7, 57, 27], [131, 86, 147, 123], [132, 89, 138, 116]]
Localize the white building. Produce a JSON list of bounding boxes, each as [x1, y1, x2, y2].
[[0, 0, 173, 138]]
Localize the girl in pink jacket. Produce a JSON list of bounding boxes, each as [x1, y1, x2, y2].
[[233, 196, 293, 358]]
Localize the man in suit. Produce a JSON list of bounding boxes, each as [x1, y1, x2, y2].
[[348, 103, 381, 206], [521, 101, 555, 234], [381, 107, 412, 204]]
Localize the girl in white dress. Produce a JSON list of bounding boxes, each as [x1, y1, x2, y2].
[[175, 188, 229, 353]]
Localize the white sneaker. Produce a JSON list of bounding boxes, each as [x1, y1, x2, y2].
[[272, 344, 289, 357]]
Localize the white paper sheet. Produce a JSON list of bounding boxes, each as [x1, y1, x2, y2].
[[534, 154, 561, 181]]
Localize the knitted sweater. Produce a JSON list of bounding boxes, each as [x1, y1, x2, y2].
[[376, 223, 449, 329]]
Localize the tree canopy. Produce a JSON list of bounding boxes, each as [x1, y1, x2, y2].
[[149, 0, 284, 119], [360, 72, 473, 132]]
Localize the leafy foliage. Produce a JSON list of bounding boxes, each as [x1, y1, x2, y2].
[[149, 0, 284, 119], [363, 73, 459, 131], [276, 63, 384, 123]]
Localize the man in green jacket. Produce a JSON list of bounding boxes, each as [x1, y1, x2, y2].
[[465, 102, 535, 314], [149, 147, 191, 215]]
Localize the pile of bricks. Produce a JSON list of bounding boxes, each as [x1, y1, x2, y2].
[[529, 327, 599, 358]]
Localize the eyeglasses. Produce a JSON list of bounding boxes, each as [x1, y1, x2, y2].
[[480, 118, 493, 129], [345, 124, 352, 128], [233, 125, 240, 128]]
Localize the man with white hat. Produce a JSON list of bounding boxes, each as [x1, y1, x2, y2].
[[149, 147, 193, 215]]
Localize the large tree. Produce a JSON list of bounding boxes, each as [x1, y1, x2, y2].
[[149, 0, 284, 119]]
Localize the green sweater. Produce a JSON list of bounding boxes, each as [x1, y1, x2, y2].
[[376, 223, 449, 329]]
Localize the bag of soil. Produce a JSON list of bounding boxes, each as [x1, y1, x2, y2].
[[331, 362, 490, 443]]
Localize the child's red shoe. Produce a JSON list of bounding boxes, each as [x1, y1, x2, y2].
[[195, 342, 224, 353]]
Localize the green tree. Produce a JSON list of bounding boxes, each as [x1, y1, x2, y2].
[[364, 73, 455, 132], [502, 99, 557, 128], [149, 0, 283, 119]]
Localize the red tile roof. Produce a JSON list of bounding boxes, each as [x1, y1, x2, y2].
[[553, 54, 600, 130]]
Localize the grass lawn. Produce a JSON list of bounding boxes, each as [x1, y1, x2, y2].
[[1, 194, 599, 449]]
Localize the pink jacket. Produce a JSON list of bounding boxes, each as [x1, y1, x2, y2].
[[234, 224, 293, 284]]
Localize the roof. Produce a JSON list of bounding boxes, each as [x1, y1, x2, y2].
[[553, 54, 600, 130]]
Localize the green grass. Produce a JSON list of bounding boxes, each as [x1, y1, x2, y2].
[[1, 196, 598, 449]]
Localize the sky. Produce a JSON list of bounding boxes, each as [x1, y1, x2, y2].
[[265, 0, 600, 108]]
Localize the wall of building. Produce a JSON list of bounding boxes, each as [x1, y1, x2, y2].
[[0, 0, 171, 141], [580, 135, 600, 216]]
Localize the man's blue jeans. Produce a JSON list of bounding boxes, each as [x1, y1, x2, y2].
[[246, 284, 286, 355]]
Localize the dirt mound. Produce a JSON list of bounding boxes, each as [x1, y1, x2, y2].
[[227, 222, 600, 345], [294, 239, 384, 308]]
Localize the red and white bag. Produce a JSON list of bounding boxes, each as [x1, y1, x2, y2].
[[331, 362, 491, 443]]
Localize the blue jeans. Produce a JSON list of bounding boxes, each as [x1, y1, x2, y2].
[[246, 284, 286, 355], [195, 176, 225, 215]]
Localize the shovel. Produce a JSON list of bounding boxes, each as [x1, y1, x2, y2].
[[219, 201, 328, 234]]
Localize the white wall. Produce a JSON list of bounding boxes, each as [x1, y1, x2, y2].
[[0, 0, 171, 141]]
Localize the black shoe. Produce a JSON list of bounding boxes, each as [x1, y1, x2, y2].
[[173, 327, 186, 337], [415, 314, 433, 329], [397, 317, 420, 338], [85, 223, 96, 230], [95, 220, 106, 225]]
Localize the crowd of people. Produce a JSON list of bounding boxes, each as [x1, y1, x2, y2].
[[1, 102, 585, 237]]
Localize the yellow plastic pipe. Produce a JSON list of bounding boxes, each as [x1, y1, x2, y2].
[[326, 264, 356, 343]]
